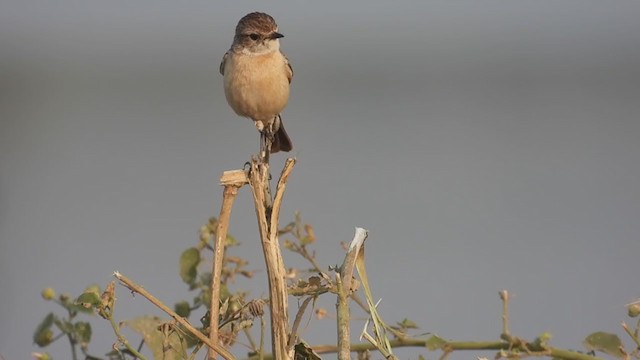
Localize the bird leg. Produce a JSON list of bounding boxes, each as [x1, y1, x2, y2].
[[256, 120, 274, 164]]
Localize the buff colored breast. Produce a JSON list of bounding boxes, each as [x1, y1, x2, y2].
[[223, 51, 290, 124]]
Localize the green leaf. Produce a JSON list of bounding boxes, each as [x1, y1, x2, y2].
[[583, 332, 624, 359], [83, 284, 101, 295], [74, 321, 92, 349], [33, 313, 56, 347], [33, 329, 54, 347], [179, 247, 201, 285], [122, 316, 188, 360], [34, 313, 55, 334], [67, 302, 95, 314], [174, 301, 191, 318], [192, 295, 202, 308], [76, 292, 102, 310], [219, 283, 231, 302], [201, 287, 211, 310], [425, 334, 447, 351], [199, 272, 212, 287], [53, 317, 73, 334]]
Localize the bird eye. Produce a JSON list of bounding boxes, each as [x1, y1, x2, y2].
[[249, 33, 259, 40]]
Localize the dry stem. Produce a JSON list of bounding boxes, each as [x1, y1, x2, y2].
[[289, 296, 313, 348], [500, 290, 510, 337], [113, 271, 235, 360], [242, 338, 604, 360], [209, 170, 247, 359], [337, 228, 368, 360], [248, 157, 296, 360]]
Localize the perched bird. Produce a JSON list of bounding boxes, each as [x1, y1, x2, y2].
[[220, 12, 293, 153]]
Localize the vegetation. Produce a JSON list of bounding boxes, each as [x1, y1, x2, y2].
[[33, 157, 640, 360]]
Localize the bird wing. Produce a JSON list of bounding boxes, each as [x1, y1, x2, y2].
[[282, 51, 293, 84], [219, 51, 230, 76]]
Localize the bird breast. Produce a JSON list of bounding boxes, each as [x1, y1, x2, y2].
[[223, 51, 290, 122]]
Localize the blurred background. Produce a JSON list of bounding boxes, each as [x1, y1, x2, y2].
[[1, 1, 639, 359]]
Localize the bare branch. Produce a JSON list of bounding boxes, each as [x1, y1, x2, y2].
[[209, 171, 246, 359], [113, 271, 235, 360]]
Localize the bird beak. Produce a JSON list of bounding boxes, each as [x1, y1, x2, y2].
[[271, 32, 284, 39]]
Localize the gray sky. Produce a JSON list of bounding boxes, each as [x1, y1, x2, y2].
[[2, 2, 640, 359]]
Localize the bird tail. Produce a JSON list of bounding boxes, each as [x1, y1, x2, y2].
[[271, 116, 292, 153]]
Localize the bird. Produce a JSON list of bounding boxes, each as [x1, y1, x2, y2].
[[220, 12, 293, 154]]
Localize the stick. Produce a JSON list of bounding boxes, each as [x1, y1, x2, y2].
[[208, 170, 247, 359], [113, 272, 235, 360], [248, 157, 296, 360]]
